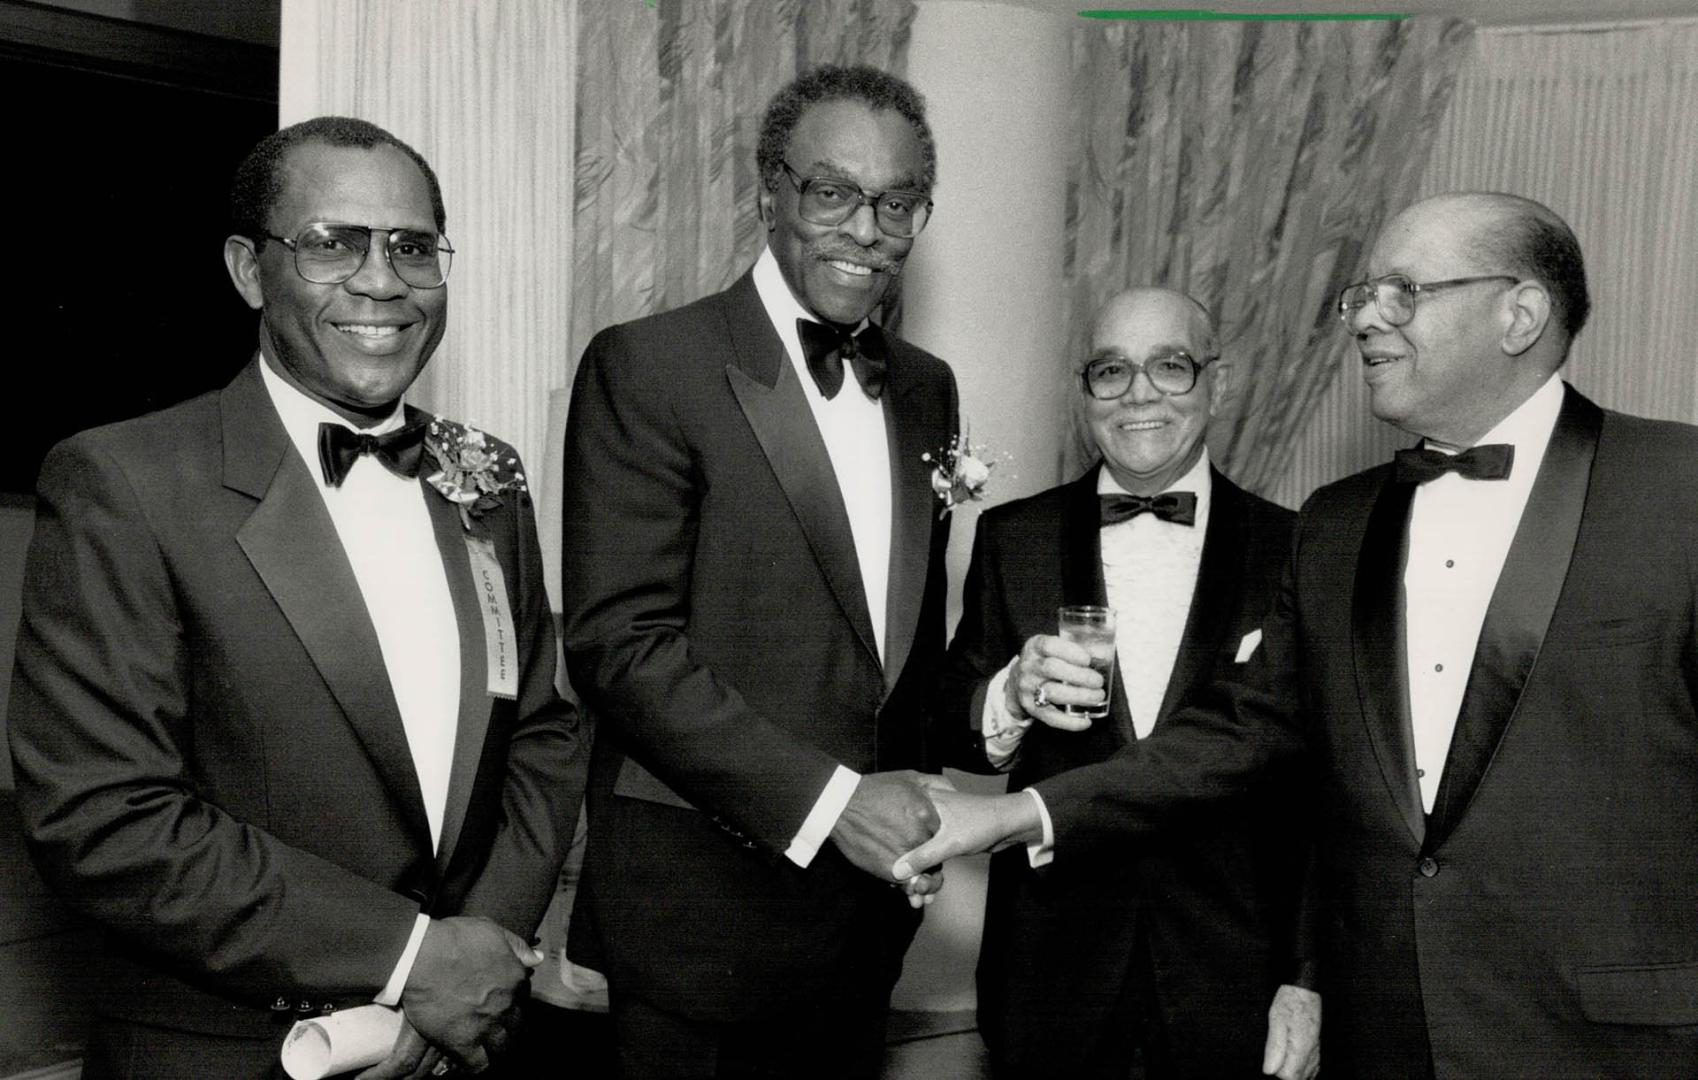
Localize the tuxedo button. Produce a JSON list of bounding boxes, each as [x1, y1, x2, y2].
[[271, 996, 291, 1012], [1417, 857, 1440, 878]]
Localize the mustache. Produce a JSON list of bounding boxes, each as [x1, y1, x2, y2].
[[810, 243, 904, 275]]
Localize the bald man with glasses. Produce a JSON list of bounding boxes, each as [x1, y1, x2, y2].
[[899, 192, 1698, 1078]]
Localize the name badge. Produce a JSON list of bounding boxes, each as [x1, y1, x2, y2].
[[465, 535, 518, 700]]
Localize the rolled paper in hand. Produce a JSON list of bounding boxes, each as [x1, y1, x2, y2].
[[280, 1003, 404, 1080]]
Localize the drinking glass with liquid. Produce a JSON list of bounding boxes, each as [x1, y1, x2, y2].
[[1057, 604, 1116, 719]]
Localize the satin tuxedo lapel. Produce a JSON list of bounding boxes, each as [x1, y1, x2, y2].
[[875, 324, 933, 692], [1425, 389, 1600, 849], [721, 275, 880, 669], [1155, 470, 1248, 725], [418, 451, 493, 876], [1057, 469, 1134, 753], [1353, 473, 1425, 847], [224, 366, 432, 852]]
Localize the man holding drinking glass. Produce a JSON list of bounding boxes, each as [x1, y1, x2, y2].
[[937, 287, 1318, 1079]]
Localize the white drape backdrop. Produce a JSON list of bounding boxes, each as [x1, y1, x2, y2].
[[1273, 18, 1698, 507], [278, 0, 577, 497]]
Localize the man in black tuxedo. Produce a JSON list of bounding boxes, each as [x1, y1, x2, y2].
[[939, 288, 1317, 1080], [898, 192, 1698, 1078], [8, 117, 581, 1079], [559, 66, 957, 1078]]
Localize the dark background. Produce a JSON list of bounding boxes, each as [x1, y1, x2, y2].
[[0, 0, 277, 491]]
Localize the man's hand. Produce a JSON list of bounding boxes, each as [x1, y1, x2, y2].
[[830, 771, 942, 899], [355, 1016, 444, 1080], [1008, 634, 1104, 731], [1262, 984, 1321, 1080], [399, 916, 541, 1074], [891, 787, 1043, 879]]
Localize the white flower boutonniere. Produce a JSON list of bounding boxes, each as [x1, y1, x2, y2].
[[922, 432, 1006, 518], [424, 419, 527, 529]]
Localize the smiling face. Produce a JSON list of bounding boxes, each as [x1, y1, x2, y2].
[[1350, 198, 1522, 447], [1084, 289, 1220, 496], [757, 98, 925, 327], [224, 141, 447, 426]]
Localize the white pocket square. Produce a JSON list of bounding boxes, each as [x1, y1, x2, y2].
[[1234, 629, 1263, 664]]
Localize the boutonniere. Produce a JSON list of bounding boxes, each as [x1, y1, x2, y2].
[[424, 419, 527, 529], [921, 431, 1005, 518]]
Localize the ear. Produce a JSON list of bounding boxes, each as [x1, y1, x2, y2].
[[1500, 280, 1552, 357], [1205, 362, 1232, 419], [757, 174, 777, 232], [224, 235, 265, 311]]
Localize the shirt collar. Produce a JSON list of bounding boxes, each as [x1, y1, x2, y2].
[[751, 247, 869, 372], [1456, 371, 1564, 456], [258, 355, 407, 487]]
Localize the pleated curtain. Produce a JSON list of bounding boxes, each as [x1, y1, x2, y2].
[[570, 0, 917, 369], [1063, 16, 1475, 494], [280, 0, 577, 493], [1273, 18, 1698, 507]]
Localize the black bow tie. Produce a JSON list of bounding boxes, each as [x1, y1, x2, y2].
[[317, 420, 429, 488], [798, 319, 888, 400], [1099, 491, 1198, 527], [1393, 443, 1515, 485]]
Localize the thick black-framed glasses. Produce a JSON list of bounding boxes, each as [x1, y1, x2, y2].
[[263, 222, 455, 289], [1336, 273, 1518, 328], [777, 162, 933, 238], [1081, 352, 1215, 399]]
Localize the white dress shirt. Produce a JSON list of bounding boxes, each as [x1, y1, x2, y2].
[[259, 358, 460, 1001], [750, 249, 894, 868], [1404, 373, 1564, 812], [984, 454, 1214, 864]]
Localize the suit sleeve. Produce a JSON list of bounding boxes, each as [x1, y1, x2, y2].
[[1032, 511, 1312, 857], [558, 324, 841, 851], [935, 512, 1019, 773], [7, 438, 418, 998], [456, 463, 584, 935]]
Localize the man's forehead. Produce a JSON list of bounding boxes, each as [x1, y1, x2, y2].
[[1091, 293, 1206, 353], [788, 101, 924, 187], [1371, 201, 1486, 273], [272, 141, 434, 227]]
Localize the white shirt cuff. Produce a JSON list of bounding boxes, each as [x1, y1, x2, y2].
[[374, 913, 431, 1006], [983, 660, 1032, 770], [1023, 787, 1055, 869], [785, 764, 861, 868]]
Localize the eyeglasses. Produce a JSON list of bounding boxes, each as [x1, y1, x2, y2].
[[1081, 352, 1215, 400], [1336, 273, 1518, 328], [776, 162, 933, 238], [262, 223, 455, 289]]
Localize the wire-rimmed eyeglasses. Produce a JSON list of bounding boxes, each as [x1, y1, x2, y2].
[[1336, 273, 1518, 328], [262, 222, 454, 290]]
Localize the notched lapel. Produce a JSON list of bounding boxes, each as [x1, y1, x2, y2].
[[880, 332, 939, 692], [1427, 389, 1600, 848], [725, 359, 880, 667], [1059, 471, 1131, 753], [1353, 474, 1426, 847], [225, 366, 433, 852], [1156, 471, 1244, 724], [422, 475, 492, 875]]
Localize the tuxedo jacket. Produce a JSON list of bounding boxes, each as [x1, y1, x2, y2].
[[939, 464, 1306, 1078], [559, 270, 956, 1020], [1039, 386, 1698, 1078], [7, 360, 581, 1046]]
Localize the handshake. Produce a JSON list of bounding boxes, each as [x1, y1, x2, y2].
[[829, 631, 1102, 902], [829, 771, 1047, 905]]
